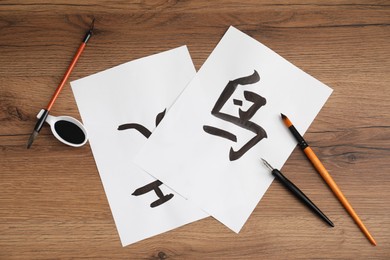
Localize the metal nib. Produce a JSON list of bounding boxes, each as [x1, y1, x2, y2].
[[27, 131, 38, 149], [260, 158, 274, 171]]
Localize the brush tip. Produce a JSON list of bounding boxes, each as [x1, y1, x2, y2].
[[90, 17, 95, 30], [280, 113, 293, 127], [26, 131, 38, 149]]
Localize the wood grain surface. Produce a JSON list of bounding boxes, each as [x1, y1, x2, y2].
[[1, 1, 389, 259]]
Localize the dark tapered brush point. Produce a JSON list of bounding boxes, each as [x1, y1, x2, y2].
[[281, 113, 286, 119], [26, 131, 38, 149]]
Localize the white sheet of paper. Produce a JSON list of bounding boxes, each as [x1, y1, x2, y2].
[[135, 26, 333, 233], [71, 46, 207, 246]]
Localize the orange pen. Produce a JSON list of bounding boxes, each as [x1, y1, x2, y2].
[[27, 18, 94, 149], [281, 113, 377, 246]]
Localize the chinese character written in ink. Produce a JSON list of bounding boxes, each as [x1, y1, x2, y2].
[[132, 180, 174, 208], [203, 70, 267, 161], [118, 109, 174, 208]]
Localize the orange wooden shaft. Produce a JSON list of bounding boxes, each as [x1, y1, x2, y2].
[[46, 42, 87, 111], [303, 147, 377, 246]]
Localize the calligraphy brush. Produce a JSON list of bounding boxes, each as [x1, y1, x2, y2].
[[27, 18, 95, 149], [281, 113, 377, 246]]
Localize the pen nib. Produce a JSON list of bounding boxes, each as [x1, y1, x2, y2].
[[260, 158, 274, 171], [26, 130, 38, 149]]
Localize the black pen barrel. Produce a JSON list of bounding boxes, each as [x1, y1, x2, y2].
[[272, 169, 334, 227]]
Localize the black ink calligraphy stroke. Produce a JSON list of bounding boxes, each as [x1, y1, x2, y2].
[[211, 70, 262, 125], [117, 108, 166, 139], [204, 70, 268, 161], [155, 109, 166, 127], [203, 125, 237, 142], [118, 123, 151, 138], [118, 108, 174, 208], [132, 180, 174, 208]]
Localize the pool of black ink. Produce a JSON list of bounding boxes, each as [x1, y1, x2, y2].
[[54, 120, 85, 144]]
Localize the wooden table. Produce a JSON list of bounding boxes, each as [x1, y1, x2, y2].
[[1, 1, 389, 259]]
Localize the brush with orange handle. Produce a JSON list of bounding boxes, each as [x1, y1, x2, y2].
[[27, 18, 95, 149], [281, 113, 376, 246]]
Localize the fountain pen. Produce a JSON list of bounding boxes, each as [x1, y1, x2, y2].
[[261, 158, 334, 227]]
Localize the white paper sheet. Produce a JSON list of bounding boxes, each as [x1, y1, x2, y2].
[[135, 26, 333, 233], [71, 46, 208, 246]]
